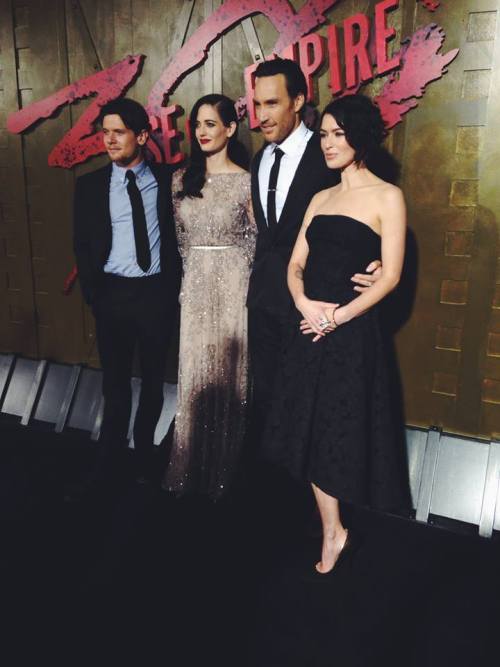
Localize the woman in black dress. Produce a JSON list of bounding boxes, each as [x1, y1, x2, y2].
[[265, 95, 410, 574]]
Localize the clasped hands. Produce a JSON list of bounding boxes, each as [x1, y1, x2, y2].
[[296, 260, 381, 343], [297, 297, 341, 343]]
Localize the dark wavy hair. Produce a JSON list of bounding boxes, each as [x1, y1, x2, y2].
[[98, 97, 150, 134], [254, 57, 307, 100], [178, 94, 249, 199], [321, 94, 387, 164]]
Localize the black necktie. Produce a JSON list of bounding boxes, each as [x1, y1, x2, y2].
[[126, 169, 151, 272], [267, 146, 284, 229]]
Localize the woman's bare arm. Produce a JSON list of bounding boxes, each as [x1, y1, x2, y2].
[[288, 190, 339, 337]]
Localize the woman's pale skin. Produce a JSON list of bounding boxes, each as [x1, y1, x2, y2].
[[287, 112, 406, 573], [195, 104, 246, 174]]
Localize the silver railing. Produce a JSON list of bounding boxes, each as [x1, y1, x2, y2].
[[1, 353, 499, 537]]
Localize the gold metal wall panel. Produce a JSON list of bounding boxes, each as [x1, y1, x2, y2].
[[394, 0, 500, 439], [0, 0, 37, 357]]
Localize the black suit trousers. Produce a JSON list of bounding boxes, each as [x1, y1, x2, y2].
[[248, 305, 292, 446], [93, 273, 176, 477]]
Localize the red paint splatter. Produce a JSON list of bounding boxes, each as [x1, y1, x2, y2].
[[419, 0, 440, 11], [272, 0, 340, 54], [63, 265, 78, 295], [147, 0, 339, 116], [7, 55, 144, 168], [374, 24, 458, 128], [235, 96, 248, 121]]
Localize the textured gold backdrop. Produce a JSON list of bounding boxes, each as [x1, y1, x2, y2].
[[0, 0, 499, 439]]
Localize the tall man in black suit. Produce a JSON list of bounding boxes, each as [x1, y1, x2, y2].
[[73, 98, 181, 490], [248, 59, 380, 436]]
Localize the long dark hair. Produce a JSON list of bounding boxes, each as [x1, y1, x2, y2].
[[177, 94, 249, 199]]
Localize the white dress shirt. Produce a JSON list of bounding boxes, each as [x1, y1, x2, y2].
[[258, 121, 313, 225]]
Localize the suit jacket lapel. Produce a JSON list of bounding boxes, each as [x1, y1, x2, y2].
[[99, 163, 113, 245], [251, 147, 269, 237], [148, 161, 167, 227], [273, 135, 322, 239]]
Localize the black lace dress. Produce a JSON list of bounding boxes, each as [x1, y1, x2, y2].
[[264, 215, 410, 512]]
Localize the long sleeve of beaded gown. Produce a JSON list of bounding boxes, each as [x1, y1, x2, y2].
[[164, 169, 256, 498]]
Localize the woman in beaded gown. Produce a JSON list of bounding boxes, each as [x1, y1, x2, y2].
[[164, 95, 256, 498], [265, 95, 411, 574]]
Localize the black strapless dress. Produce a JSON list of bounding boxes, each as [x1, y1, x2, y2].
[[264, 215, 410, 511]]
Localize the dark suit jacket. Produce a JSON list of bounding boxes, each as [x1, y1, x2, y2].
[[247, 132, 338, 312], [73, 161, 182, 306]]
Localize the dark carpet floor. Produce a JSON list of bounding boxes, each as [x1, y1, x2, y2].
[[1, 419, 499, 666]]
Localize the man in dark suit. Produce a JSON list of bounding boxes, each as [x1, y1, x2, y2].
[[73, 98, 181, 491], [248, 59, 380, 437]]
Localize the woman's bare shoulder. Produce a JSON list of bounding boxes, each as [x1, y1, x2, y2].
[[375, 182, 406, 230], [309, 185, 337, 210], [302, 186, 337, 228], [375, 180, 403, 200]]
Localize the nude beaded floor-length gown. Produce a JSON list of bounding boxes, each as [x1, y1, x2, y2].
[[164, 169, 256, 498]]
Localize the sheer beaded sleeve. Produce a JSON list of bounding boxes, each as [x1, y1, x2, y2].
[[171, 168, 188, 262], [237, 173, 257, 268]]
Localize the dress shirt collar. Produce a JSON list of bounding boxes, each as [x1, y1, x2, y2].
[[112, 159, 147, 184], [268, 121, 310, 158]]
